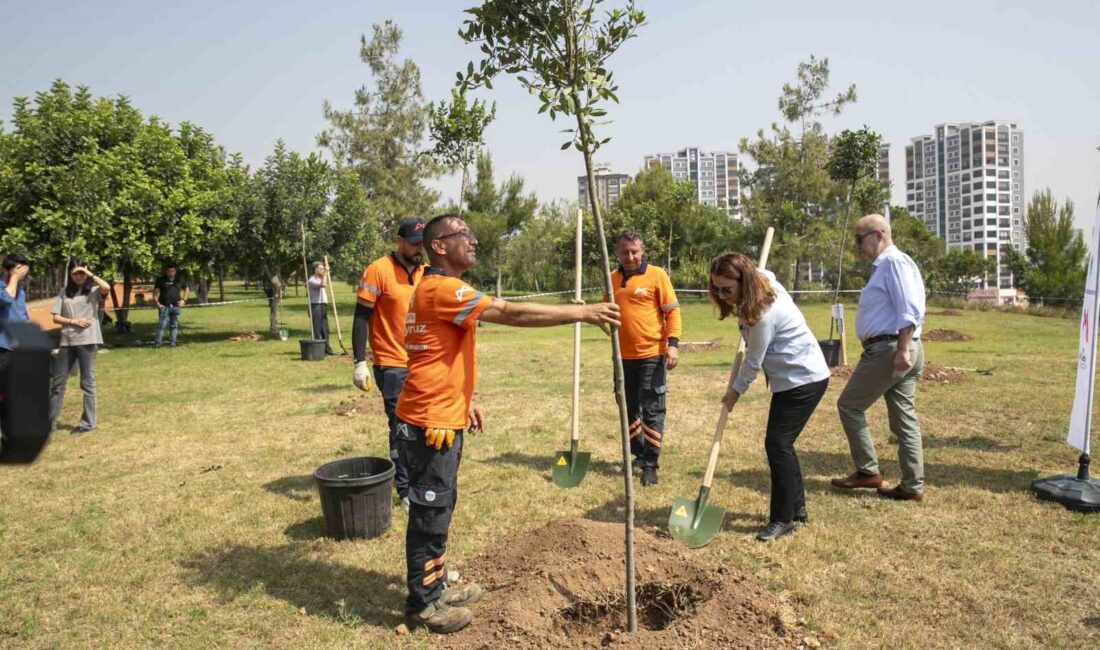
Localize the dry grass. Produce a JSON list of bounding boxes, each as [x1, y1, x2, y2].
[[1, 284, 1098, 649]]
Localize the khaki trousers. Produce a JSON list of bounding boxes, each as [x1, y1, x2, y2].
[[837, 339, 925, 494]]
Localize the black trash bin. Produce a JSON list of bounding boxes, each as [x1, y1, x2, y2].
[[314, 455, 396, 541], [314, 457, 395, 540], [300, 339, 326, 361], [818, 339, 841, 368]]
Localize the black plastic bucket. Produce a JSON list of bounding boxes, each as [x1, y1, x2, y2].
[[313, 457, 395, 540], [300, 339, 326, 361], [818, 339, 841, 368]]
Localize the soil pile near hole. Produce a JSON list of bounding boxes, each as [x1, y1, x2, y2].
[[440, 518, 803, 649], [922, 329, 973, 342], [678, 339, 723, 353], [333, 394, 375, 416], [830, 363, 966, 384], [227, 331, 262, 342]]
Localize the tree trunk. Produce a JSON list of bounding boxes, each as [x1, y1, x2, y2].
[[458, 166, 469, 216], [667, 218, 673, 276], [267, 273, 282, 337], [115, 268, 133, 332], [196, 276, 210, 304], [580, 132, 637, 633], [495, 267, 502, 298], [217, 264, 225, 303], [792, 255, 804, 303]]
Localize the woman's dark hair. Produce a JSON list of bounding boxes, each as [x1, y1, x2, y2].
[[63, 258, 94, 298], [708, 252, 776, 325]]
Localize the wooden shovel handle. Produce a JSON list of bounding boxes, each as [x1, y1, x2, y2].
[[571, 209, 583, 443]]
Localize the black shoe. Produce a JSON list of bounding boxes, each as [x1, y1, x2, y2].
[[71, 426, 96, 436], [641, 467, 658, 487], [756, 521, 796, 542], [795, 506, 808, 524]]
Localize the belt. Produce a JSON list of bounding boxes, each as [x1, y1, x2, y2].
[[861, 334, 920, 349]]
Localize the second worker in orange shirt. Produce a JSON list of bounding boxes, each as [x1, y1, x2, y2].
[[606, 231, 682, 487], [395, 214, 619, 634]]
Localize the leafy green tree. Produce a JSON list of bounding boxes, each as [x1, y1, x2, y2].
[[456, 0, 646, 628], [236, 141, 374, 335], [427, 88, 495, 214], [319, 21, 439, 238], [462, 152, 537, 295], [740, 56, 867, 295], [503, 200, 575, 292], [1007, 190, 1086, 306]]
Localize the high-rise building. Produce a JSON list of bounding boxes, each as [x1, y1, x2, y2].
[[906, 121, 1026, 302], [643, 147, 742, 218], [577, 163, 631, 212], [878, 143, 890, 187]]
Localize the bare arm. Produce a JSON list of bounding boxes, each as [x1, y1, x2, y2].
[[479, 298, 619, 328]]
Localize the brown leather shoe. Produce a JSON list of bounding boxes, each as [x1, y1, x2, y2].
[[877, 486, 924, 502], [830, 471, 883, 489]]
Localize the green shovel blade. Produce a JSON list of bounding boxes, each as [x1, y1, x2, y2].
[[668, 495, 725, 548], [551, 450, 591, 488]]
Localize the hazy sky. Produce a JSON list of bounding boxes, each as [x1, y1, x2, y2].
[[2, 0, 1098, 226]]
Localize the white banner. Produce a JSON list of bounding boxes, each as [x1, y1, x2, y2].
[[1067, 198, 1100, 452]]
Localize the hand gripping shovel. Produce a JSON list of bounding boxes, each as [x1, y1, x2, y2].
[[553, 209, 591, 488], [669, 227, 774, 547]]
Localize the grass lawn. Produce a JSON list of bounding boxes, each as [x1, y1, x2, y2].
[[2, 283, 1098, 649]]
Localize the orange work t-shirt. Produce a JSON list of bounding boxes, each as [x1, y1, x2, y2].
[[605, 262, 682, 360], [395, 271, 494, 430], [356, 254, 425, 368]]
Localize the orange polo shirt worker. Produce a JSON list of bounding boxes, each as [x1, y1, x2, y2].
[[606, 230, 682, 487], [394, 214, 619, 634], [352, 218, 426, 505]]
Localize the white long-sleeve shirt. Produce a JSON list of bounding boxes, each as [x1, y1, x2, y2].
[[730, 271, 831, 395], [307, 274, 327, 305], [854, 245, 926, 341]]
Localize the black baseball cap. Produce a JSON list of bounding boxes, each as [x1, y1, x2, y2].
[[397, 218, 426, 243]]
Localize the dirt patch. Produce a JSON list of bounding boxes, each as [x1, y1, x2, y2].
[[926, 309, 962, 316], [439, 518, 805, 649], [920, 363, 966, 383], [830, 362, 967, 384], [333, 394, 371, 416], [227, 331, 263, 342], [921, 329, 973, 342], [678, 339, 723, 353]]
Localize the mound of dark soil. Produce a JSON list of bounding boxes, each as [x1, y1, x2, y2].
[[439, 518, 806, 649], [922, 329, 973, 342], [830, 362, 966, 384]]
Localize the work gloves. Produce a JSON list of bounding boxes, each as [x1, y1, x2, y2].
[[352, 361, 373, 392], [424, 427, 456, 450]]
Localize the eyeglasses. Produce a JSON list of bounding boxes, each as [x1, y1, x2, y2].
[[855, 230, 883, 244], [437, 229, 474, 242]]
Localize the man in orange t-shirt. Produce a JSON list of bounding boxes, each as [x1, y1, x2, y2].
[[395, 214, 619, 634], [605, 231, 682, 487], [352, 218, 426, 504]]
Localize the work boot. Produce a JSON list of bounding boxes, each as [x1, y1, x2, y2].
[[756, 521, 796, 542], [641, 467, 659, 487], [794, 506, 808, 524], [405, 600, 472, 634], [440, 582, 484, 608]]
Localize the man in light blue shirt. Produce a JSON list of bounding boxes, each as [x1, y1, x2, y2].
[[0, 253, 32, 356], [831, 214, 928, 501]]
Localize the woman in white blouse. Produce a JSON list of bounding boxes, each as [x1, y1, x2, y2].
[[709, 252, 831, 542]]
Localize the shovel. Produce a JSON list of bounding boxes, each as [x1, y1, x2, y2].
[[669, 226, 774, 547], [553, 209, 591, 488]]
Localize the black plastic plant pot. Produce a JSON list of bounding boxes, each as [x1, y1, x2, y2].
[[313, 457, 396, 540], [818, 339, 841, 368], [299, 339, 326, 361]]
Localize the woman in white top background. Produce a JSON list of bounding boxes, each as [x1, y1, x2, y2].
[[49, 259, 111, 434], [709, 252, 831, 542]]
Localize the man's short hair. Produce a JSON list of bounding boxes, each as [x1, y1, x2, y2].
[[617, 230, 644, 247], [423, 214, 461, 251], [163, 261, 177, 271], [2, 253, 30, 271], [311, 261, 324, 274]]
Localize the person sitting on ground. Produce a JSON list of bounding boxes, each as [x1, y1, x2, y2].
[[49, 259, 111, 434], [395, 213, 619, 634], [710, 252, 830, 542], [154, 262, 189, 348]]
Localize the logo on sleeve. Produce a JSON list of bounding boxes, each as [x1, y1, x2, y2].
[[455, 285, 474, 302]]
